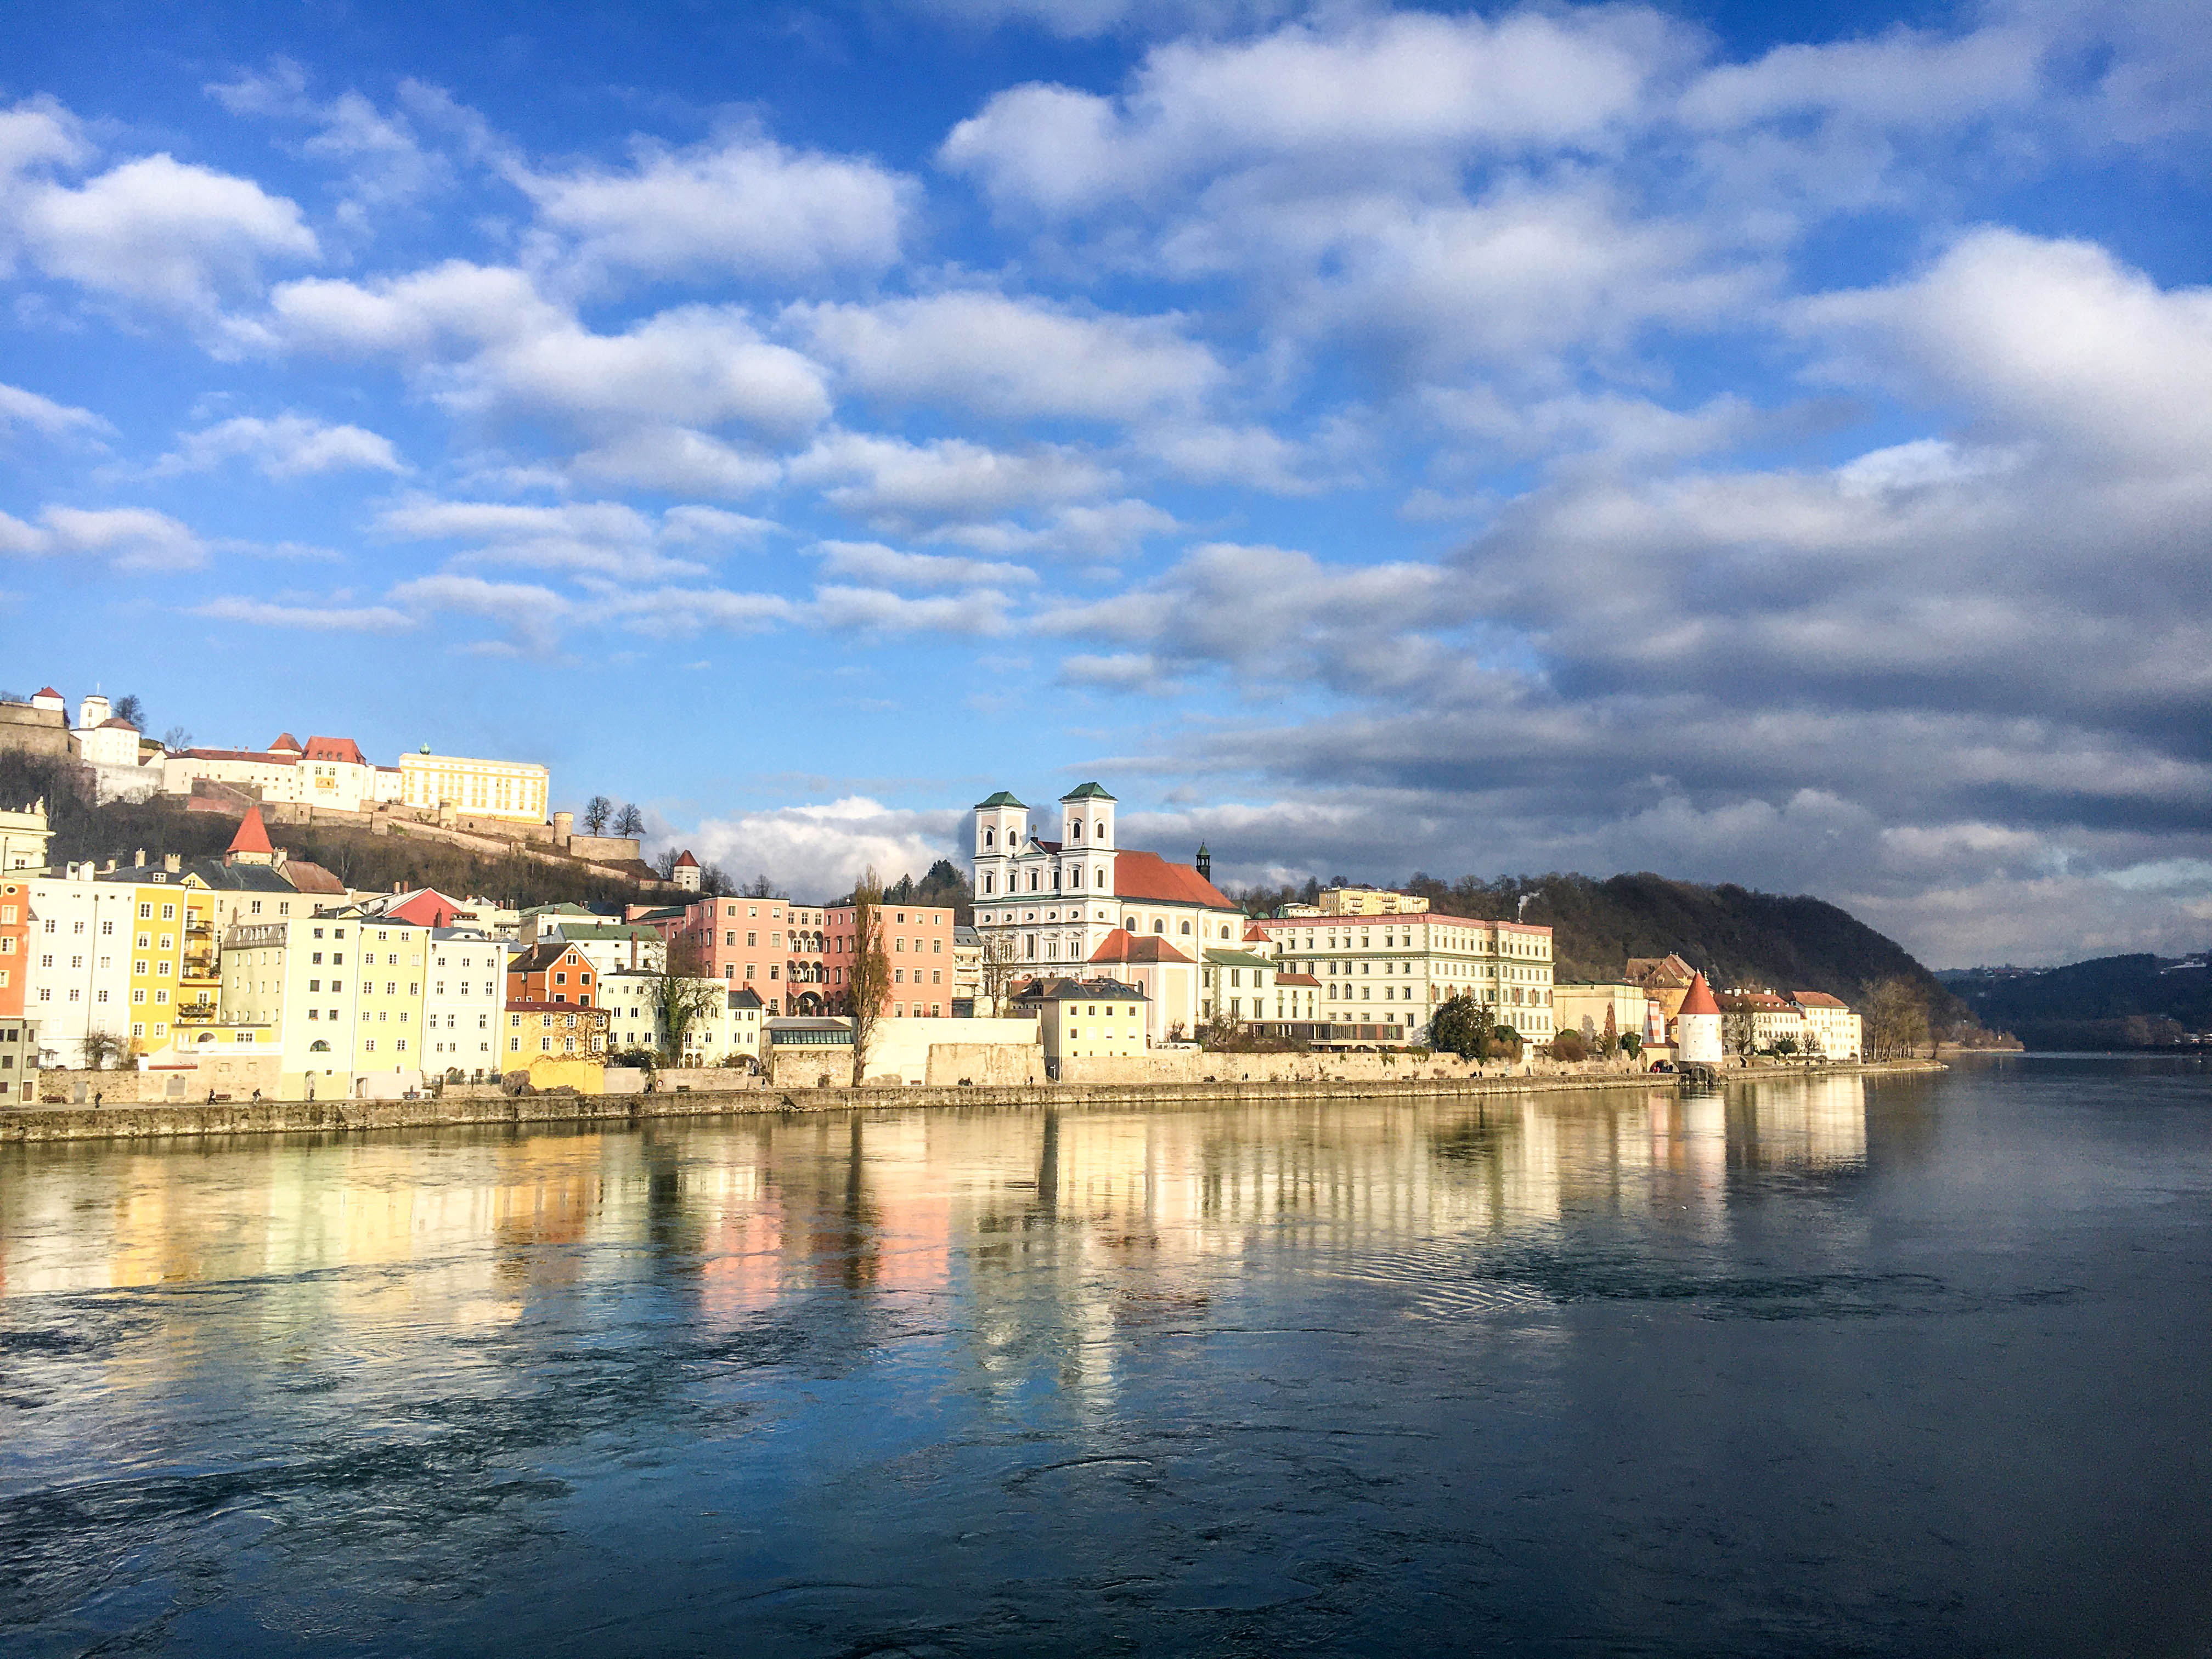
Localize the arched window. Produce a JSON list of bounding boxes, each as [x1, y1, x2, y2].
[[984, 828, 994, 848], [1154, 920, 1165, 934], [309, 1039, 330, 1053], [1180, 921, 1192, 935], [1070, 820, 1082, 839]]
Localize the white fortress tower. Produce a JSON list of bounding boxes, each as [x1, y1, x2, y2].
[[1675, 972, 1724, 1066]]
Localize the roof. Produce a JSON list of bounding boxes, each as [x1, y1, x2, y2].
[[505, 999, 609, 1015], [179, 747, 297, 766], [1243, 924, 1268, 942], [35, 686, 60, 699], [283, 861, 347, 894], [509, 942, 590, 974], [955, 926, 983, 945], [1629, 953, 1699, 988], [673, 850, 699, 868], [974, 790, 1026, 808], [227, 808, 274, 856], [1277, 972, 1321, 987], [303, 736, 366, 765], [1204, 948, 1274, 969], [1678, 973, 1721, 1017], [377, 889, 468, 926], [1060, 781, 1115, 800], [1112, 848, 1235, 910], [97, 716, 138, 731], [553, 923, 662, 942], [269, 733, 303, 753], [1013, 975, 1149, 1003], [729, 988, 766, 1009], [1792, 991, 1851, 1009], [1088, 927, 1193, 966]]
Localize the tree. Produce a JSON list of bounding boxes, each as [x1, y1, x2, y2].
[[1549, 1029, 1587, 1062], [1722, 1000, 1757, 1058], [113, 693, 145, 728], [160, 725, 192, 752], [845, 866, 893, 1085], [978, 930, 1022, 1017], [582, 795, 613, 836], [1620, 1030, 1642, 1059], [653, 848, 678, 879], [743, 872, 775, 899], [1862, 977, 1930, 1060], [82, 1030, 129, 1071], [1430, 994, 1488, 1059], [647, 936, 724, 1065], [614, 803, 645, 838]]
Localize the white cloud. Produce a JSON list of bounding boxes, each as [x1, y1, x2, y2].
[[154, 413, 405, 478], [192, 595, 415, 631], [0, 505, 206, 571], [518, 131, 910, 285], [18, 154, 317, 312], [789, 428, 1115, 526], [567, 426, 782, 499], [814, 539, 1037, 590], [376, 498, 726, 582], [684, 794, 961, 900], [792, 291, 1221, 421], [809, 584, 1014, 635], [386, 572, 573, 653], [0, 381, 108, 439], [925, 496, 1177, 560]]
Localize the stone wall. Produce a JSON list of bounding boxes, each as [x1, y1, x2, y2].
[[924, 1041, 1045, 1087], [37, 1055, 283, 1104], [0, 702, 71, 759], [1055, 1049, 1651, 1086]]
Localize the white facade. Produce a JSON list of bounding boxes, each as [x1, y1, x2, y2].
[[399, 751, 549, 823], [1, 803, 52, 872], [422, 928, 505, 1076], [21, 868, 137, 1065], [1249, 911, 1556, 1042], [600, 969, 763, 1066]]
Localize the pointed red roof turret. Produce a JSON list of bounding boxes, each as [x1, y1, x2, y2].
[[269, 732, 303, 754], [228, 807, 275, 856], [1678, 972, 1720, 1017], [673, 850, 699, 868], [36, 686, 62, 699]]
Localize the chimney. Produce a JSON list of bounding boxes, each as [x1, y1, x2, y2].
[[134, 848, 146, 867], [101, 859, 115, 873], [164, 853, 182, 873]]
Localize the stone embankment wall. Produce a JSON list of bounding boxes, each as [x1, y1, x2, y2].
[[0, 1060, 1945, 1144]]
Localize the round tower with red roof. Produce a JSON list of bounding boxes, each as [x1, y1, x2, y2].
[[1675, 971, 1723, 1066]]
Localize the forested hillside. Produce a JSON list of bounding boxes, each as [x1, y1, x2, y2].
[[1939, 955, 2211, 1048], [1237, 868, 1968, 1023]]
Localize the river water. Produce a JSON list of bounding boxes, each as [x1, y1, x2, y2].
[[2, 1058, 2208, 1656]]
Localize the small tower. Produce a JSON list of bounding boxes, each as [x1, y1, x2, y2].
[[1675, 972, 1723, 1067], [76, 692, 110, 731], [226, 806, 276, 867], [1060, 781, 1115, 849], [1195, 842, 1211, 882], [672, 850, 702, 892], [972, 790, 1028, 900]]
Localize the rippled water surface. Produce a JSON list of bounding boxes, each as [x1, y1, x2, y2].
[[4, 1059, 2210, 1656]]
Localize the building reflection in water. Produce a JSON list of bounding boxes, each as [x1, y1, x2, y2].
[[0, 1076, 1869, 1415]]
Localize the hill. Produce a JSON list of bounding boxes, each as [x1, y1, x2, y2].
[[1938, 955, 2212, 1048], [1236, 868, 1971, 1025]]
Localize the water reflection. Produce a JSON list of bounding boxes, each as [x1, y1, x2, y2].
[[32, 1069, 2206, 1657]]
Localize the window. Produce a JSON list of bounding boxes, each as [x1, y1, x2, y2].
[[139, 902, 153, 919]]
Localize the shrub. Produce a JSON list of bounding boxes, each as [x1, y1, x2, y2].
[[1549, 1029, 1587, 1062]]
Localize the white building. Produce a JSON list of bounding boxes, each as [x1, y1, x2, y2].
[[1247, 904, 1556, 1046], [1676, 973, 1724, 1066], [1791, 991, 1864, 1059], [22, 866, 140, 1065], [1, 800, 52, 872], [969, 783, 1245, 1039], [422, 927, 506, 1078], [71, 694, 162, 803], [1201, 947, 1276, 1028], [600, 969, 764, 1066], [398, 748, 549, 824], [163, 733, 394, 815]]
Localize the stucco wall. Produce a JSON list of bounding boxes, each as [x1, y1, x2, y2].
[[924, 1041, 1045, 1087]]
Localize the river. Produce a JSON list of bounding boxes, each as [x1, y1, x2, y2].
[[3, 1057, 2208, 1656]]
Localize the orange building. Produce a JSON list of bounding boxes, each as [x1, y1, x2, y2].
[[506, 941, 600, 1007], [0, 876, 28, 1018]]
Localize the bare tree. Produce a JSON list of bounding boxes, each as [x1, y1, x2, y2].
[[743, 872, 775, 899], [113, 693, 146, 728], [160, 725, 192, 752], [647, 936, 726, 1065], [81, 1030, 129, 1071], [1861, 978, 1929, 1060], [614, 802, 645, 838], [845, 866, 892, 1085], [978, 930, 1022, 1017], [582, 795, 613, 836], [1721, 999, 1758, 1058]]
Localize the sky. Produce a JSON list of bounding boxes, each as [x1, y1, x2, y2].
[[2, 0, 2208, 968]]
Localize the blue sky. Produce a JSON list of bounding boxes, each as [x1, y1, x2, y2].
[[3, 0, 2209, 967]]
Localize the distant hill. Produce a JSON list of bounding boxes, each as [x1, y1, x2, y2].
[[1237, 868, 1970, 1024], [1938, 955, 2212, 1048]]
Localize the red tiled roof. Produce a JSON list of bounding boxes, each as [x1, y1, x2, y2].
[[227, 808, 274, 855], [284, 861, 347, 895], [1277, 972, 1321, 987], [1113, 849, 1234, 909], [98, 716, 138, 731], [386, 889, 467, 925], [674, 851, 699, 867], [269, 732, 303, 753], [1088, 927, 1194, 966], [180, 747, 298, 766], [1678, 973, 1720, 1017], [36, 686, 61, 698], [303, 736, 365, 765], [1792, 991, 1849, 1009]]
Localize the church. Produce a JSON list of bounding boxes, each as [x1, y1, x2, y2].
[[969, 783, 1244, 1041]]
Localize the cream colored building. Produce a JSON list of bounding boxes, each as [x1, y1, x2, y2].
[[1201, 947, 1276, 1027], [1299, 886, 1431, 916], [1249, 909, 1555, 1045], [1012, 977, 1149, 1066], [21, 866, 138, 1064], [399, 748, 549, 823], [422, 928, 506, 1077], [1, 800, 52, 872], [599, 970, 764, 1067], [349, 916, 432, 1084], [1554, 981, 1654, 1051], [219, 913, 365, 1096], [1791, 992, 1864, 1059]]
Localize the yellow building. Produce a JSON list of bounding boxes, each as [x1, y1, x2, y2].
[[350, 918, 431, 1081], [398, 748, 549, 823], [1011, 976, 1149, 1064], [123, 883, 215, 1053]]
